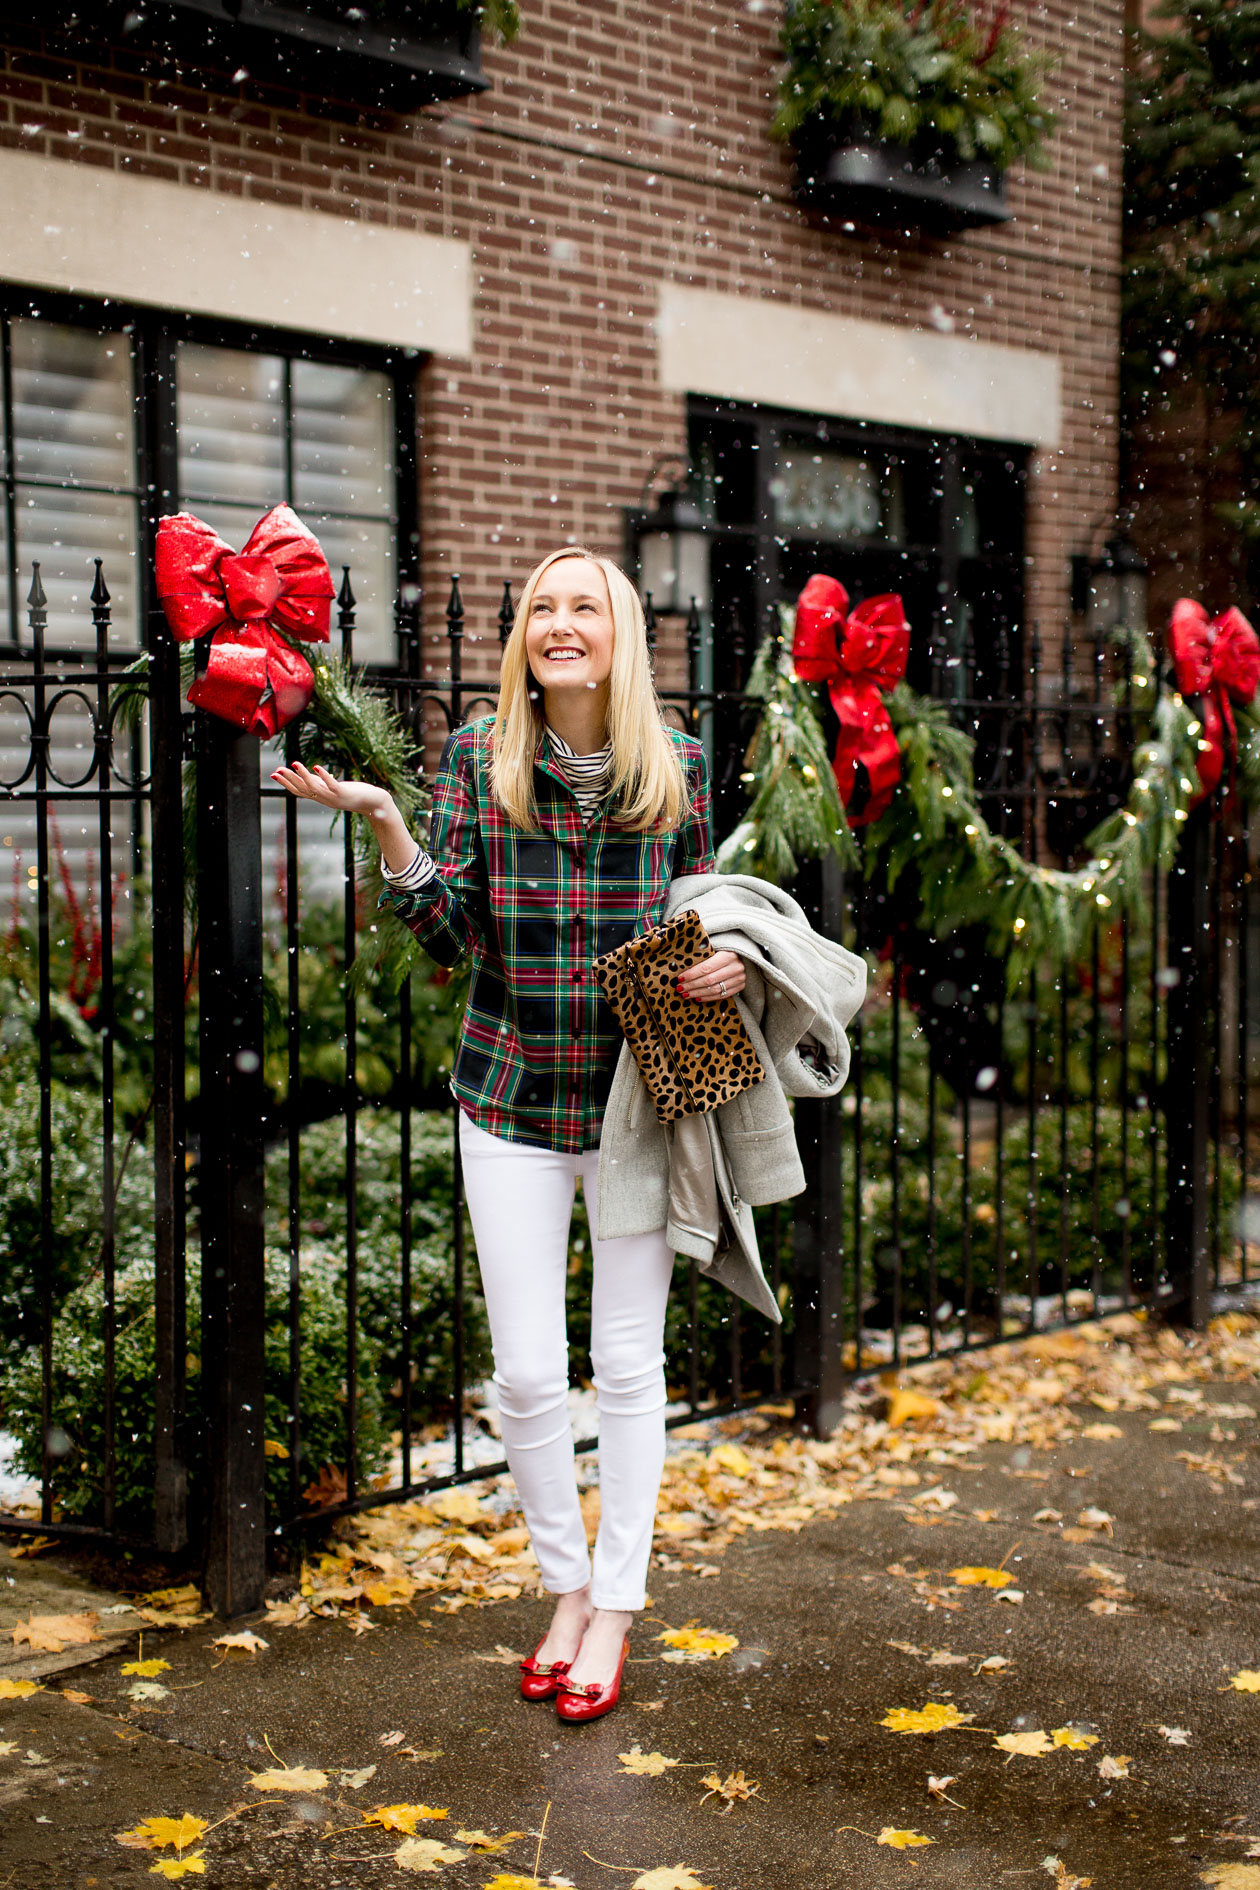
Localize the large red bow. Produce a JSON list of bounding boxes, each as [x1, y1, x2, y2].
[[1169, 597, 1260, 802], [156, 504, 335, 738], [792, 574, 910, 826]]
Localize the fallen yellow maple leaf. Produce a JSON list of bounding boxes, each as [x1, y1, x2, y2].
[[453, 1829, 526, 1852], [618, 1746, 681, 1776], [1097, 1753, 1133, 1778], [708, 1442, 754, 1477], [247, 1765, 329, 1792], [994, 1729, 1054, 1759], [393, 1836, 465, 1873], [363, 1578, 417, 1607], [427, 1489, 482, 1525], [1047, 1859, 1093, 1889], [881, 1702, 973, 1734], [949, 1566, 1009, 1588], [1200, 1867, 1260, 1888], [121, 1660, 172, 1679], [1228, 1671, 1260, 1692], [211, 1630, 268, 1655], [631, 1872, 715, 1890], [11, 1611, 101, 1652], [656, 1626, 738, 1659], [264, 1439, 290, 1458], [700, 1768, 760, 1812], [878, 1828, 934, 1849], [138, 1584, 202, 1611], [363, 1803, 449, 1832], [0, 1679, 42, 1699], [1051, 1727, 1100, 1751], [116, 1815, 208, 1852], [482, 1877, 543, 1890], [886, 1389, 941, 1428], [148, 1858, 206, 1880]]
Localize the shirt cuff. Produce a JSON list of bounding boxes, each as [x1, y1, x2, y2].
[[381, 843, 438, 892]]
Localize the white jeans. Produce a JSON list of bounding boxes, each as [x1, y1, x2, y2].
[[458, 1109, 676, 1611]]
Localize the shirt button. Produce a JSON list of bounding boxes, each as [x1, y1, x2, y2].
[[572, 970, 582, 983]]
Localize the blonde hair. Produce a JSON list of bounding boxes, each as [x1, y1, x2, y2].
[[489, 546, 689, 832]]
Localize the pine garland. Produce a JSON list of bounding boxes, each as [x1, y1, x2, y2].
[[719, 614, 1223, 985], [716, 628, 857, 879], [297, 655, 426, 846]]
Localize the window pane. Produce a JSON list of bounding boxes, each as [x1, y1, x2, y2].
[[184, 505, 395, 665], [14, 486, 139, 644], [305, 515, 395, 665], [292, 361, 394, 518], [11, 321, 135, 490], [178, 500, 272, 555], [177, 343, 286, 508], [770, 449, 903, 542]]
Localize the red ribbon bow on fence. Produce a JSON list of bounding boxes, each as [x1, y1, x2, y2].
[[1168, 597, 1260, 802], [156, 504, 335, 738], [791, 573, 911, 826]]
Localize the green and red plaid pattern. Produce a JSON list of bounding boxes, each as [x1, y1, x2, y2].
[[379, 716, 715, 1152]]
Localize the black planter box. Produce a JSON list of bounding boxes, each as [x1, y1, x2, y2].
[[15, 0, 488, 111], [796, 125, 1012, 233]]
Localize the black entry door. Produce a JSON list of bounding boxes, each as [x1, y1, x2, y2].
[[688, 399, 1027, 707]]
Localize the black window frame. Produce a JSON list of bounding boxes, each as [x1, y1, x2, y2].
[[0, 285, 420, 670]]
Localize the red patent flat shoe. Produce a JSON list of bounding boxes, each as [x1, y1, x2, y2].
[[519, 1639, 572, 1702], [555, 1637, 629, 1724]]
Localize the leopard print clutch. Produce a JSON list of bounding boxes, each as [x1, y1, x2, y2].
[[592, 909, 765, 1125]]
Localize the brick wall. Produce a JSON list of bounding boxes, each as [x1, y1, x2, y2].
[[0, 0, 1125, 689]]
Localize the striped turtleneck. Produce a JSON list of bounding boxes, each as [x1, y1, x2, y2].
[[380, 724, 613, 892], [545, 725, 613, 821]]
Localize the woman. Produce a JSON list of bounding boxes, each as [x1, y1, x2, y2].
[[272, 547, 744, 1723]]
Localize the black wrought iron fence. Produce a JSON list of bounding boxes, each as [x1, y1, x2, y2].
[[0, 561, 1251, 1614]]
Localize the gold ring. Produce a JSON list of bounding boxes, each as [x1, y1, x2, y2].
[[718, 980, 727, 998]]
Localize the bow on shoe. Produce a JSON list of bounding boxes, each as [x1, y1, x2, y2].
[[791, 573, 910, 826], [1169, 597, 1260, 802], [156, 503, 335, 738]]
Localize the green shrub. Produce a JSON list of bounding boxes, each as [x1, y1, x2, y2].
[[258, 898, 467, 1113], [0, 1246, 388, 1533], [264, 1108, 493, 1427], [0, 1072, 155, 1366]]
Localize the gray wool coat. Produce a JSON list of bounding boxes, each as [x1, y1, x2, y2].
[[595, 873, 868, 1323]]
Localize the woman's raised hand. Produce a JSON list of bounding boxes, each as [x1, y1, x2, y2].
[[270, 760, 391, 819]]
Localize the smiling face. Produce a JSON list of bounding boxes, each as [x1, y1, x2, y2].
[[523, 556, 615, 705]]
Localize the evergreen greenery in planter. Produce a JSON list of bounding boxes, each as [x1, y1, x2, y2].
[[775, 0, 1054, 173]]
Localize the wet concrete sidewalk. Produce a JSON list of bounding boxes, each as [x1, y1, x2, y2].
[[2, 1370, 1260, 1890]]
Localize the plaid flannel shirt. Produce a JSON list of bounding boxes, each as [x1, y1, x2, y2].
[[379, 715, 715, 1152]]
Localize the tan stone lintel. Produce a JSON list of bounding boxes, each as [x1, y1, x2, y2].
[[657, 283, 1062, 449], [0, 149, 472, 357]]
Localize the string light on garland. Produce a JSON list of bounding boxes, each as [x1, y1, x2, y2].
[[718, 586, 1260, 983]]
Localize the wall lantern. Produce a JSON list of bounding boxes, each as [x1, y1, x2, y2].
[[1070, 533, 1149, 637], [631, 457, 712, 617]]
